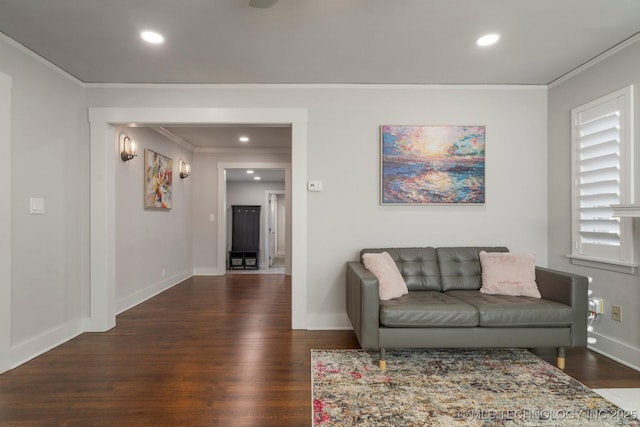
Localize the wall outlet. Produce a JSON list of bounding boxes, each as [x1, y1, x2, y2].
[[161, 268, 166, 278], [612, 305, 622, 322], [307, 181, 323, 192]]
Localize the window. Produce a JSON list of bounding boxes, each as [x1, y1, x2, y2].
[[571, 85, 635, 271]]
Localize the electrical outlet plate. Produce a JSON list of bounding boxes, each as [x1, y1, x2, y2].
[[612, 305, 622, 322], [307, 181, 323, 192]]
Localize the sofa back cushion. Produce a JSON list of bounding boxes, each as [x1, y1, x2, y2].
[[361, 248, 441, 291], [437, 247, 509, 291]]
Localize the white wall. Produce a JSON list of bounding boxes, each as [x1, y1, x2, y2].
[[115, 127, 193, 313], [0, 35, 88, 369], [548, 38, 640, 370], [226, 180, 286, 268], [0, 29, 553, 374], [87, 85, 549, 329]]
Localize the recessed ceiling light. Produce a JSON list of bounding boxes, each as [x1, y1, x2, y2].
[[239, 136, 250, 143], [254, 176, 261, 180], [246, 170, 254, 174], [141, 31, 164, 44], [476, 33, 500, 47]]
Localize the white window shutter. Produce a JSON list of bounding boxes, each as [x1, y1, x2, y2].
[[571, 86, 634, 265]]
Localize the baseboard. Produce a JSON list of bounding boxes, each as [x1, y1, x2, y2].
[[8, 319, 83, 372], [192, 267, 224, 276], [588, 332, 640, 372], [306, 313, 353, 330], [116, 270, 193, 314]]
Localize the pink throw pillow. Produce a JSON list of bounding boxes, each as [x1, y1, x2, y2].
[[362, 252, 409, 300], [479, 251, 541, 298]]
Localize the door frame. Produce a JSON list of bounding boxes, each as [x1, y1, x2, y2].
[[218, 164, 290, 274], [89, 107, 308, 331], [265, 190, 286, 268], [0, 72, 12, 372]]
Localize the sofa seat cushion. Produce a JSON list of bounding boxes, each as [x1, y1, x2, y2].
[[380, 291, 478, 327], [446, 290, 573, 327]]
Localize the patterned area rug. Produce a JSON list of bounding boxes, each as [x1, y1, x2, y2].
[[312, 349, 639, 426]]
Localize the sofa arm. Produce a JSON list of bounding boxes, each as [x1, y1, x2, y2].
[[346, 262, 380, 349], [535, 266, 589, 347]]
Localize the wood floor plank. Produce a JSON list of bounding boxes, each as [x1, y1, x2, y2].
[[0, 274, 639, 426]]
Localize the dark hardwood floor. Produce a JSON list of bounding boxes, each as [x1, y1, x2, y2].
[[1, 274, 639, 426]]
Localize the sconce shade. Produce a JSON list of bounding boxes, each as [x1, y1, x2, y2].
[[121, 136, 137, 161], [179, 160, 191, 179]]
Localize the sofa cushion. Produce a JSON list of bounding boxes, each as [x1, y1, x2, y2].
[[446, 290, 573, 327], [361, 248, 441, 291], [362, 251, 409, 300], [380, 291, 478, 327], [479, 251, 541, 298], [437, 247, 509, 291]]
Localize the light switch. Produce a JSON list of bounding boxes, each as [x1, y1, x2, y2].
[[209, 214, 215, 222], [307, 181, 323, 192], [30, 197, 45, 215]]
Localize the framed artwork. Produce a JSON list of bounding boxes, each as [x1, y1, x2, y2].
[[144, 149, 173, 209], [381, 125, 485, 205]]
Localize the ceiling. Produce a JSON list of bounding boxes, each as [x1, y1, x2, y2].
[[161, 125, 291, 150], [3, 1, 638, 183], [226, 168, 285, 183], [0, 0, 639, 85]]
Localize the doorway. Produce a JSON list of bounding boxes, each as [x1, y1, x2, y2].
[[89, 107, 308, 331], [267, 191, 286, 268], [219, 164, 291, 275], [224, 168, 287, 273]]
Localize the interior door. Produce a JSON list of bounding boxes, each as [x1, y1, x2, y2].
[[268, 194, 277, 267]]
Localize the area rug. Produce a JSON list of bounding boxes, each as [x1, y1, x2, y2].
[[312, 349, 639, 426]]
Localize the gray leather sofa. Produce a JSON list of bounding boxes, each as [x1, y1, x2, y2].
[[346, 247, 589, 370]]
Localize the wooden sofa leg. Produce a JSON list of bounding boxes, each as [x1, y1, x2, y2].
[[379, 348, 386, 371], [557, 347, 566, 370]]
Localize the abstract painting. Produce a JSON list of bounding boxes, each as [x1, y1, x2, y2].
[[144, 149, 173, 209], [381, 125, 485, 204]]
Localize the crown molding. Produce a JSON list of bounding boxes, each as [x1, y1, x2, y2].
[[549, 32, 640, 88], [151, 127, 195, 152], [83, 82, 547, 91], [194, 146, 291, 155], [0, 32, 84, 87]]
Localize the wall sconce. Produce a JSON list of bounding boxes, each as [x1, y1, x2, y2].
[[179, 160, 191, 179], [120, 136, 137, 161]]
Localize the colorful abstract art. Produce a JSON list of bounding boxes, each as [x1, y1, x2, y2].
[[381, 125, 485, 204], [144, 149, 173, 209]]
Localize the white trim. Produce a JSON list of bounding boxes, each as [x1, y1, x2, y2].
[[567, 254, 637, 275], [570, 85, 635, 269], [612, 204, 640, 217], [116, 270, 193, 315], [0, 72, 12, 373], [0, 32, 85, 87], [549, 33, 640, 88], [83, 82, 548, 91], [89, 108, 308, 331], [150, 127, 195, 152], [306, 313, 353, 330], [263, 189, 286, 270], [195, 146, 292, 155], [589, 332, 640, 373], [192, 267, 222, 276], [9, 320, 83, 372]]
